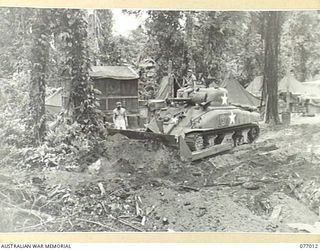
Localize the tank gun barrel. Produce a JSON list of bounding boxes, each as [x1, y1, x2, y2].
[[168, 92, 207, 105], [167, 97, 192, 102]]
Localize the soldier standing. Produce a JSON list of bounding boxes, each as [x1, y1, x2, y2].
[[113, 102, 128, 130]]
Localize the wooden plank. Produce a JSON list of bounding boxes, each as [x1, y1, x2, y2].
[[120, 80, 138, 96]]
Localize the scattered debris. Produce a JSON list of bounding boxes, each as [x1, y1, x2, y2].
[[76, 218, 117, 231], [242, 182, 260, 190], [269, 205, 283, 224], [162, 217, 169, 225], [179, 185, 200, 192], [97, 183, 106, 196], [288, 222, 320, 233], [109, 215, 144, 232]]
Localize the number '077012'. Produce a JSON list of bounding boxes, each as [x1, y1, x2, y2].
[[300, 244, 318, 248]]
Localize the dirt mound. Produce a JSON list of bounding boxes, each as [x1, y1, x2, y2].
[[294, 180, 320, 213], [101, 133, 182, 178], [137, 187, 284, 232], [269, 192, 319, 225]]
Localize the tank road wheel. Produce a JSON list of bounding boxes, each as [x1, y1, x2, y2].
[[194, 134, 205, 151], [248, 126, 259, 143], [232, 130, 244, 146], [214, 134, 224, 145], [185, 133, 204, 152], [207, 134, 218, 147]]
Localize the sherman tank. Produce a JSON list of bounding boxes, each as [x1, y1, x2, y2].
[[108, 86, 260, 161]]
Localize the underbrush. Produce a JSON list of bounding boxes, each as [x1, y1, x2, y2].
[[0, 118, 109, 171], [0, 76, 108, 172]]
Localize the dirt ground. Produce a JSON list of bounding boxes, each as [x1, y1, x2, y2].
[[0, 114, 320, 232]]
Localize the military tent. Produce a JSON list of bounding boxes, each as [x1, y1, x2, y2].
[[221, 75, 260, 107], [45, 88, 63, 113], [303, 79, 320, 85], [246, 76, 264, 98], [156, 76, 171, 99], [278, 74, 304, 95], [301, 82, 320, 99], [300, 80, 320, 114], [156, 75, 181, 99], [301, 80, 320, 98]]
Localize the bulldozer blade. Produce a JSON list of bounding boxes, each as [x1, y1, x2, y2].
[[191, 144, 233, 161], [107, 128, 179, 148], [179, 137, 233, 161]]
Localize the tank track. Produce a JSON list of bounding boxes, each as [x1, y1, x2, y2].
[[184, 124, 259, 153]]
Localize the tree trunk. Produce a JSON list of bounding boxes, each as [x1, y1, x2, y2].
[[29, 10, 50, 142], [61, 10, 97, 126], [185, 11, 195, 72], [297, 44, 307, 82], [264, 11, 281, 124]]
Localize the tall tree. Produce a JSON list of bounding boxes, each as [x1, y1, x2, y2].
[[280, 11, 320, 81], [191, 11, 247, 84], [87, 9, 119, 65], [235, 12, 264, 86], [0, 8, 35, 76], [59, 9, 98, 125], [29, 9, 51, 142], [144, 11, 185, 79], [263, 11, 282, 124]]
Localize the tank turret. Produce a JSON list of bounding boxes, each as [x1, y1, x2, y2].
[[171, 87, 229, 107]]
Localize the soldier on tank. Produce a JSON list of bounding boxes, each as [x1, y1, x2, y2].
[[184, 69, 197, 89], [177, 69, 197, 97]]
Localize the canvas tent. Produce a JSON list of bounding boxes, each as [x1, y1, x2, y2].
[[277, 74, 320, 114], [45, 88, 63, 113], [246, 76, 265, 98], [300, 80, 320, 115], [155, 75, 181, 99], [303, 79, 320, 85], [278, 74, 305, 95], [221, 75, 261, 107], [156, 76, 171, 99], [301, 80, 320, 98], [247, 74, 315, 98]]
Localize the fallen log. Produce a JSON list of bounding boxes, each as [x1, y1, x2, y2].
[[179, 185, 200, 192]]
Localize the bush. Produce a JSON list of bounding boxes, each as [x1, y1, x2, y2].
[[0, 76, 108, 171]]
